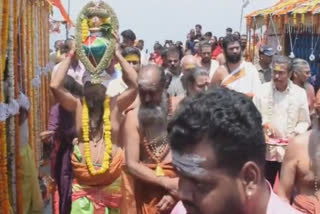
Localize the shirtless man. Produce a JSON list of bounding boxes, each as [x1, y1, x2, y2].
[[212, 34, 261, 97], [124, 65, 179, 214], [278, 90, 320, 214], [198, 41, 219, 80], [291, 58, 315, 114], [50, 37, 137, 213]]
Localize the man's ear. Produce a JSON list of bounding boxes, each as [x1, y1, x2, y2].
[[239, 161, 261, 199]]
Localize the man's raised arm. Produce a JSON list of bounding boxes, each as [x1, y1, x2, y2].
[[50, 42, 78, 113]]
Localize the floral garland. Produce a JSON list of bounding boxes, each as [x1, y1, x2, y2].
[[0, 0, 10, 213], [75, 1, 119, 74], [7, 0, 17, 210], [82, 97, 112, 176], [1, 0, 9, 72]]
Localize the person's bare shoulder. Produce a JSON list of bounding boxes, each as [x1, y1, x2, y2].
[[287, 131, 311, 159], [211, 65, 228, 85], [216, 53, 226, 65]]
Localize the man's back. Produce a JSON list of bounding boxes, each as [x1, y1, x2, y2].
[[278, 128, 320, 213]]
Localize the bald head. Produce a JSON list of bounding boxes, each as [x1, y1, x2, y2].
[[138, 65, 166, 107], [138, 65, 165, 89], [181, 55, 199, 74]]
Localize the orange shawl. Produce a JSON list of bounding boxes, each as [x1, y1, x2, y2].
[[293, 194, 320, 214], [71, 148, 124, 186], [135, 162, 177, 214]]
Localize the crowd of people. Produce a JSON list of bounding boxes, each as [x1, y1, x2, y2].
[[37, 22, 320, 214]]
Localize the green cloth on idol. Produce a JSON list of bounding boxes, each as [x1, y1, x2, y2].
[[83, 36, 109, 65]]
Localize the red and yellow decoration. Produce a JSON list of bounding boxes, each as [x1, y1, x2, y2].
[[82, 97, 113, 176]]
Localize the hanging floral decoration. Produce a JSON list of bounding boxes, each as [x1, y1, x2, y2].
[[82, 97, 112, 176], [0, 0, 51, 213]]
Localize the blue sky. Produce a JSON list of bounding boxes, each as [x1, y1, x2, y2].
[[50, 0, 278, 51]]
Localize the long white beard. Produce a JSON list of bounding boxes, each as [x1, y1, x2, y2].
[[138, 93, 168, 140]]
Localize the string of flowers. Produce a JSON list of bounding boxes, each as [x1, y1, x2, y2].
[[0, 5, 3, 208], [34, 1, 41, 168], [0, 0, 10, 212], [82, 97, 112, 176], [1, 0, 9, 71], [8, 0, 17, 210], [0, 1, 3, 210], [14, 0, 23, 212]]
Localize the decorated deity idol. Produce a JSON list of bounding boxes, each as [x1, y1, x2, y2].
[[76, 1, 119, 74]]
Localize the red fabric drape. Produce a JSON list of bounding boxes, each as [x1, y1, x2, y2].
[[47, 0, 75, 27]]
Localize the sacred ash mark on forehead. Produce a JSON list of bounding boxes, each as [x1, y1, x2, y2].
[[172, 150, 209, 177]]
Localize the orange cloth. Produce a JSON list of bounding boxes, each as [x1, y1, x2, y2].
[[47, 0, 75, 27], [135, 163, 177, 214], [293, 194, 320, 214], [121, 166, 137, 214], [71, 148, 124, 186], [53, 185, 59, 214], [221, 68, 246, 87]]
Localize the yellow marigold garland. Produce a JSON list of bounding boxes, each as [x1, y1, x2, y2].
[[82, 97, 112, 176], [81, 19, 89, 42]]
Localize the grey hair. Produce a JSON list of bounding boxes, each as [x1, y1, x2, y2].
[[292, 58, 310, 74], [272, 55, 293, 72], [183, 67, 209, 91]]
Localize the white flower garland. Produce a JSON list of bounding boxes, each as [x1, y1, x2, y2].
[[0, 92, 30, 122]]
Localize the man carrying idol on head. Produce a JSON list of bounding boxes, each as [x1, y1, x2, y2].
[[50, 1, 138, 213]]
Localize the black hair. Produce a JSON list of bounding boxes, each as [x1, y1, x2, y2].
[[226, 27, 233, 33], [168, 87, 266, 176], [61, 38, 74, 54], [64, 75, 83, 97], [154, 42, 163, 51], [199, 40, 212, 51], [121, 29, 136, 42], [166, 47, 180, 58], [204, 32, 213, 37], [195, 24, 202, 29], [121, 47, 141, 59], [222, 34, 241, 52]]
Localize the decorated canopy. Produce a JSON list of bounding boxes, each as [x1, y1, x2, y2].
[[246, 0, 320, 75], [247, 0, 320, 28], [248, 0, 320, 17]]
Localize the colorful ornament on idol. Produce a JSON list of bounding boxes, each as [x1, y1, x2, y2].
[[75, 1, 119, 74], [82, 97, 112, 176]]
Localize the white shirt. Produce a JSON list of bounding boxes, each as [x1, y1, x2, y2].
[[253, 81, 310, 138], [106, 69, 128, 97], [166, 70, 185, 97], [52, 61, 86, 86]]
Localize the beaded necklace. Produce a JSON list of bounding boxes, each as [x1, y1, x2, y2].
[[142, 96, 173, 176]]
